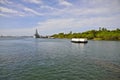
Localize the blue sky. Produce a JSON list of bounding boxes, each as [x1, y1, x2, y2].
[[0, 0, 120, 36]]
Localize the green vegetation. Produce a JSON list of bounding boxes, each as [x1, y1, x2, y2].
[[52, 28, 120, 40]]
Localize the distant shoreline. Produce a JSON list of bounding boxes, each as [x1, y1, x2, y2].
[[51, 28, 120, 41]]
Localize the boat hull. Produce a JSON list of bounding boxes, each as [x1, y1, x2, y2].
[[71, 38, 88, 43], [71, 41, 88, 43]]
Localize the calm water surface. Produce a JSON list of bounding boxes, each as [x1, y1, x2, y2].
[[0, 38, 120, 80]]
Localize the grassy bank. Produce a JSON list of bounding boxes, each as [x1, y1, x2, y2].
[[52, 28, 120, 41]]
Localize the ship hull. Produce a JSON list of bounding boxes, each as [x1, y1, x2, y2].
[[71, 38, 88, 43]]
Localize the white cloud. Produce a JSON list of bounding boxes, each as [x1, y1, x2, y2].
[[47, 5, 120, 18], [24, 0, 42, 4], [0, 0, 44, 17], [59, 0, 72, 6], [0, 13, 8, 17], [67, 7, 111, 16], [0, 7, 19, 14], [40, 5, 55, 10], [34, 18, 72, 34], [0, 7, 26, 17], [35, 18, 85, 34], [0, 14, 119, 36], [0, 0, 120, 17], [37, 18, 74, 29], [35, 14, 120, 34], [0, 0, 13, 4], [24, 7, 43, 16]]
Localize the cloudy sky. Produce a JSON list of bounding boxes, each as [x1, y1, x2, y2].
[[0, 0, 120, 36]]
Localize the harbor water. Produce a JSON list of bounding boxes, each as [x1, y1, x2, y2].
[[0, 38, 120, 80]]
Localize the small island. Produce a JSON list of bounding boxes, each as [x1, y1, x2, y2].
[[51, 28, 120, 41]]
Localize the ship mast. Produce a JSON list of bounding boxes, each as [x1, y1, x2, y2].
[[35, 29, 40, 38]]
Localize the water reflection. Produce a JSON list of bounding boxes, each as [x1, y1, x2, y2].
[[34, 39, 39, 53], [71, 43, 86, 48]]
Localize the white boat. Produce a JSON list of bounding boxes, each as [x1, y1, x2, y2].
[[71, 38, 88, 43]]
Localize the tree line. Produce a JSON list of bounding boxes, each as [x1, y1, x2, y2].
[[51, 28, 120, 40]]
